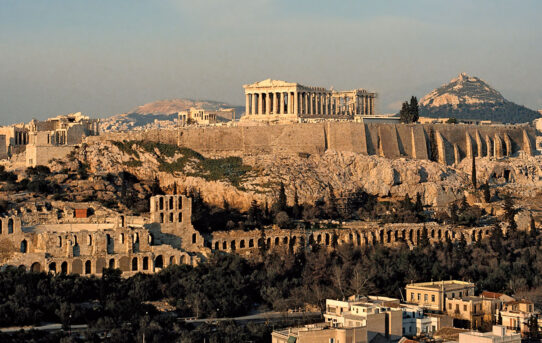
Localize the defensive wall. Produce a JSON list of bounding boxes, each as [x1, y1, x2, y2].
[[206, 221, 497, 256], [87, 123, 536, 165]]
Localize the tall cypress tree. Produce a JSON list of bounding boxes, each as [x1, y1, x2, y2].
[[472, 153, 477, 189]]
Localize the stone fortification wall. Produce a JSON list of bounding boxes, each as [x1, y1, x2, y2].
[[93, 123, 536, 164]]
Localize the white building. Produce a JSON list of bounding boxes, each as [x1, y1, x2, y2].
[[458, 325, 520, 343]]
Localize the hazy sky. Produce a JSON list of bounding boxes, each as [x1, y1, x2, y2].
[[1, 0, 541, 125]]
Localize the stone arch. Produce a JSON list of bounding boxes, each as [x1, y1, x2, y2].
[[120, 233, 125, 244], [214, 241, 219, 250], [274, 237, 279, 246], [477, 231, 482, 242], [356, 232, 361, 246], [258, 238, 263, 247], [85, 260, 92, 274], [249, 239, 254, 248], [240, 239, 245, 248], [8, 218, 13, 234], [348, 233, 354, 243], [49, 262, 56, 273], [283, 236, 288, 245], [58, 236, 62, 247], [401, 230, 406, 241], [120, 215, 125, 227], [192, 233, 197, 244], [169, 212, 173, 223], [178, 212, 182, 222], [309, 234, 315, 245], [416, 229, 421, 243], [31, 262, 42, 272], [438, 229, 442, 240], [409, 229, 413, 242], [72, 259, 82, 274], [484, 229, 490, 237], [61, 261, 68, 273], [143, 256, 149, 270], [222, 241, 227, 250], [168, 256, 175, 265], [119, 256, 130, 271], [386, 230, 391, 243], [379, 230, 384, 244], [231, 240, 236, 251], [155, 255, 164, 269], [96, 258, 106, 272], [394, 230, 398, 242], [452, 231, 456, 239], [180, 255, 187, 264], [132, 257, 138, 271], [169, 197, 174, 210], [291, 236, 297, 246], [88, 234, 92, 246], [108, 258, 115, 269], [445, 231, 450, 240], [431, 229, 435, 239], [363, 234, 368, 245], [160, 213, 164, 223], [267, 237, 271, 246], [471, 231, 476, 242], [20, 239, 27, 253], [159, 197, 164, 210]]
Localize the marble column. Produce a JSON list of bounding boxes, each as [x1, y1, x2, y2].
[[257, 93, 263, 115], [265, 92, 271, 115], [286, 93, 292, 114], [273, 92, 278, 114], [308, 93, 313, 115], [245, 94, 250, 116], [279, 92, 284, 114], [252, 94, 256, 115], [294, 91, 299, 115]]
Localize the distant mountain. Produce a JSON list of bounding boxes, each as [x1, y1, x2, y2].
[[419, 73, 539, 124], [100, 99, 244, 132]]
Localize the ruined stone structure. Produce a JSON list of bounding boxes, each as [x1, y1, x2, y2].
[[0, 195, 205, 276], [178, 107, 235, 126], [242, 79, 377, 123], [206, 222, 496, 256]]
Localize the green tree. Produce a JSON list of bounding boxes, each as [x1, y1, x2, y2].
[[471, 153, 477, 189], [399, 96, 419, 123]]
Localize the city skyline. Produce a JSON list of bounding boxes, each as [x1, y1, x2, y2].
[[1, 0, 541, 125]]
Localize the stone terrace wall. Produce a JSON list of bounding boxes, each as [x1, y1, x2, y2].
[[89, 123, 536, 164]]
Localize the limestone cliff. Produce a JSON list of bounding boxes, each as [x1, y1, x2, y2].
[[419, 73, 539, 123], [73, 141, 472, 211]]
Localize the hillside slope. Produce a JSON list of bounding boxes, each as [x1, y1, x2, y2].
[[419, 73, 539, 123]]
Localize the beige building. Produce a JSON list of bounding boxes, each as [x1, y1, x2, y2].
[[242, 79, 377, 123], [445, 297, 484, 328], [498, 300, 537, 337], [272, 323, 367, 343], [178, 107, 235, 126], [458, 325, 520, 343], [405, 280, 475, 312], [0, 195, 205, 276]]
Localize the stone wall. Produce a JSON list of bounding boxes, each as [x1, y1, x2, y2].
[[25, 144, 75, 167], [0, 135, 6, 160]]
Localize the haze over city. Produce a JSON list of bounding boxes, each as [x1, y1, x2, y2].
[[1, 0, 541, 125]]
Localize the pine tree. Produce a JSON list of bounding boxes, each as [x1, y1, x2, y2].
[[292, 187, 301, 220], [275, 182, 288, 213], [399, 101, 411, 123]]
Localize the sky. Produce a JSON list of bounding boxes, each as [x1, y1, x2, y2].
[[1, 0, 541, 125]]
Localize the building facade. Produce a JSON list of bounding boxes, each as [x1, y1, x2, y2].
[[242, 79, 377, 123], [0, 195, 205, 276], [405, 280, 476, 312]]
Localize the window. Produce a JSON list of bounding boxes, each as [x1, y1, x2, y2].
[[424, 294, 428, 301], [459, 292, 462, 298], [449, 303, 452, 310], [411, 292, 415, 300], [417, 293, 420, 301], [464, 305, 467, 311], [431, 295, 435, 302], [451, 293, 455, 298]]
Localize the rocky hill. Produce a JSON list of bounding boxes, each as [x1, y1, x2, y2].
[[419, 73, 540, 124], [100, 99, 243, 132]]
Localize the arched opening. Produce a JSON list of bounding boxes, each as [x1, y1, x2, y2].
[[214, 242, 219, 250], [283, 236, 288, 245], [477, 231, 482, 242], [394, 231, 398, 242], [240, 240, 245, 248], [143, 256, 149, 270], [85, 260, 91, 274], [180, 255, 186, 264], [409, 230, 413, 242], [231, 240, 236, 251], [8, 218, 14, 234], [249, 239, 254, 248], [379, 230, 384, 244], [154, 255, 164, 269], [169, 197, 173, 210], [120, 233, 125, 244], [108, 259, 115, 269], [31, 262, 41, 272], [132, 257, 138, 271], [178, 212, 182, 222], [88, 234, 92, 246], [49, 262, 56, 273], [58, 236, 62, 247], [169, 256, 175, 265], [445, 231, 450, 240], [267, 237, 271, 247], [291, 236, 297, 246], [349, 233, 353, 242], [438, 230, 442, 239], [178, 198, 183, 209], [309, 234, 315, 245], [192, 233, 197, 244], [61, 262, 68, 274], [120, 216, 125, 227], [169, 213, 173, 223], [317, 234, 322, 243], [159, 197, 164, 210], [20, 240, 27, 253], [356, 233, 361, 246], [416, 230, 421, 243], [325, 233, 330, 246], [222, 241, 227, 250], [471, 231, 476, 242], [431, 230, 435, 239], [148, 234, 153, 245], [386, 231, 391, 243], [364, 235, 368, 245], [160, 213, 164, 223], [0, 219, 2, 234], [275, 237, 279, 246], [258, 238, 263, 247]]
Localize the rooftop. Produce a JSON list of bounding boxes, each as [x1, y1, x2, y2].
[[407, 280, 474, 290]]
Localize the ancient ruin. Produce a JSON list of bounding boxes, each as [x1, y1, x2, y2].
[[242, 79, 377, 123]]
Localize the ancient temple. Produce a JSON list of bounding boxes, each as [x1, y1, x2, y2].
[[242, 79, 377, 122]]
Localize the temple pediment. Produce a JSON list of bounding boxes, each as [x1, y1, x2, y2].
[[243, 79, 298, 88]]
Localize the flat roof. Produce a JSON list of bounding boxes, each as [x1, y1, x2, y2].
[[407, 280, 474, 290]]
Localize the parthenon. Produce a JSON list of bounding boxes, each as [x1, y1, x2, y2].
[[242, 79, 377, 122]]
